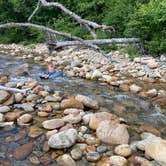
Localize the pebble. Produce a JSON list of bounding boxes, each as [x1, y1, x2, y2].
[[42, 119, 65, 130]]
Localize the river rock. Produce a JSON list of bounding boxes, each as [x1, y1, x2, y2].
[[64, 108, 83, 115], [0, 90, 10, 104], [89, 112, 119, 130], [21, 103, 34, 112], [5, 82, 17, 88], [114, 144, 132, 157], [48, 129, 77, 149], [15, 93, 23, 103], [28, 126, 43, 138], [152, 97, 166, 106], [98, 156, 128, 166], [0, 113, 4, 122], [71, 147, 83, 160], [56, 154, 76, 166], [37, 111, 49, 117], [75, 94, 99, 109], [3, 94, 14, 106], [146, 89, 158, 98], [0, 106, 10, 113], [96, 121, 129, 145], [86, 151, 100, 162], [136, 132, 161, 151], [45, 95, 62, 102], [13, 142, 34, 160], [92, 70, 102, 79], [134, 156, 154, 166], [5, 112, 20, 121], [130, 84, 142, 93], [145, 139, 166, 166], [147, 61, 158, 69], [82, 113, 94, 124], [42, 119, 65, 130], [62, 114, 82, 124], [26, 94, 39, 101], [29, 156, 40, 165], [60, 98, 84, 109], [46, 129, 58, 139], [17, 114, 33, 125]]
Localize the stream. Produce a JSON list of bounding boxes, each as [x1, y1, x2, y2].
[[0, 53, 166, 165]]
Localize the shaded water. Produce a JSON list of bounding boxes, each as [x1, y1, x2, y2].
[[0, 53, 166, 165]]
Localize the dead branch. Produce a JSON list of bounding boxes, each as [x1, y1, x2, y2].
[[51, 38, 140, 49], [0, 22, 101, 51], [0, 85, 29, 94], [28, 0, 40, 22], [33, 0, 115, 39]]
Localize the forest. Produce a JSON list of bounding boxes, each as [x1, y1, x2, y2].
[[0, 0, 165, 55]]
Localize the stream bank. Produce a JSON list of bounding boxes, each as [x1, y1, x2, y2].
[[0, 44, 166, 166]]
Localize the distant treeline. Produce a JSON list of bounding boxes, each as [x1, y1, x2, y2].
[[0, 0, 165, 55]]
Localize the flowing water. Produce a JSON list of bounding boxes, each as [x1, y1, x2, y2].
[[0, 53, 166, 165]]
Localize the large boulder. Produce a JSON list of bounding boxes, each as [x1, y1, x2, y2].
[[75, 94, 99, 109], [145, 139, 166, 166], [96, 121, 129, 145], [48, 129, 77, 149], [42, 119, 65, 130], [60, 98, 84, 109], [89, 112, 119, 130]]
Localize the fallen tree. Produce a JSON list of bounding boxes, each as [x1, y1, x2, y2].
[[0, 0, 141, 55]]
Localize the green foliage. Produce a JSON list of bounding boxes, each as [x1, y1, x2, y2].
[[125, 0, 166, 55], [0, 0, 165, 55], [122, 45, 140, 60]]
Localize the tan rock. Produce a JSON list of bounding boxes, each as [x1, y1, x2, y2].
[[89, 112, 119, 130], [96, 121, 129, 145], [114, 144, 132, 157]]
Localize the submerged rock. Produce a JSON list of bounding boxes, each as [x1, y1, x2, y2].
[[48, 129, 77, 149], [13, 142, 34, 160], [0, 90, 10, 104], [42, 119, 65, 130], [17, 114, 33, 125], [75, 94, 99, 109]]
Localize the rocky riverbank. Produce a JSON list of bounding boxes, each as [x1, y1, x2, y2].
[[0, 44, 166, 102], [0, 77, 166, 166]]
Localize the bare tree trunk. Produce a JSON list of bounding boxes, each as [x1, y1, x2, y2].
[[53, 38, 140, 49], [0, 85, 29, 94]]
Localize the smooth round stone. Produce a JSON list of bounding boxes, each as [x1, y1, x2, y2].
[[0, 113, 4, 122], [114, 144, 132, 157], [17, 114, 33, 125], [75, 94, 99, 109], [37, 111, 49, 117], [45, 95, 62, 102], [86, 151, 100, 162], [15, 93, 23, 103], [97, 145, 107, 153], [42, 119, 65, 130], [64, 108, 83, 115], [56, 154, 76, 166], [46, 129, 58, 139], [82, 113, 94, 125], [62, 114, 81, 124], [71, 148, 83, 160], [0, 106, 10, 113], [5, 112, 20, 121], [0, 90, 10, 104], [28, 126, 43, 138], [48, 129, 77, 149]]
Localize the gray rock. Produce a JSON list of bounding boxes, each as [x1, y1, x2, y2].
[[42, 119, 65, 130], [0, 106, 10, 113], [48, 129, 77, 149], [45, 95, 62, 102]]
